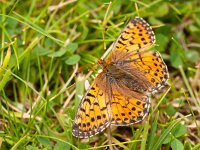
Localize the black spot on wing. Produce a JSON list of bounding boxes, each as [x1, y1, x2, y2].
[[87, 93, 95, 98]]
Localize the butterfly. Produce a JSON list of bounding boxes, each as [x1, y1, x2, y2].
[[72, 17, 169, 138]]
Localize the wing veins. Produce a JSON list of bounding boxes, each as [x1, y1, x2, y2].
[[114, 80, 144, 112], [114, 81, 146, 110]]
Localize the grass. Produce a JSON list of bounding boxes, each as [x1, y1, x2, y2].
[[0, 0, 200, 149]]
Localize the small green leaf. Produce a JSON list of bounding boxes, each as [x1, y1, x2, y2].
[[171, 123, 187, 138], [65, 54, 80, 65], [170, 38, 185, 68], [37, 137, 52, 149], [44, 38, 54, 48], [54, 141, 70, 150], [166, 105, 176, 117], [162, 134, 172, 144], [149, 17, 164, 25], [78, 142, 91, 149], [171, 139, 184, 150], [48, 49, 67, 57], [34, 47, 51, 56], [155, 3, 169, 17], [170, 50, 183, 68], [66, 43, 78, 54], [111, 0, 122, 14], [185, 50, 200, 63], [7, 18, 18, 35], [155, 34, 169, 52]]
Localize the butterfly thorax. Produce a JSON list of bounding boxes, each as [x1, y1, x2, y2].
[[104, 62, 150, 93], [105, 62, 124, 78], [99, 59, 127, 79]]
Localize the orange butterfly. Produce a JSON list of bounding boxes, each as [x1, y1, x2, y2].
[[72, 17, 169, 138]]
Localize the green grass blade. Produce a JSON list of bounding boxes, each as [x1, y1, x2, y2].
[[147, 111, 159, 150]]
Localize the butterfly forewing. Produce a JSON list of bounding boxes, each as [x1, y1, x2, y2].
[[108, 17, 168, 93], [109, 17, 155, 62]]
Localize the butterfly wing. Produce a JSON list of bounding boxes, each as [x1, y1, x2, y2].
[[126, 51, 169, 92], [72, 72, 111, 138], [108, 17, 168, 93], [109, 78, 150, 125], [108, 17, 155, 62]]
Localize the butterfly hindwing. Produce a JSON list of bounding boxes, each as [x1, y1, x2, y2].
[[110, 81, 150, 125], [131, 51, 169, 92], [113, 51, 169, 93]]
